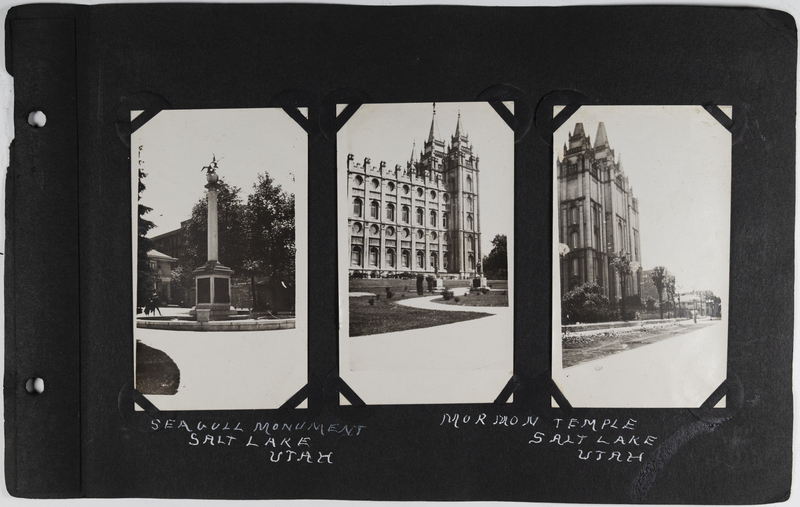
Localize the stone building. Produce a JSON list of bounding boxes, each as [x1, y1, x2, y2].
[[557, 122, 642, 302], [347, 106, 481, 278], [146, 249, 178, 302]]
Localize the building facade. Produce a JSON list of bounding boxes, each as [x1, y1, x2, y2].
[[146, 249, 178, 302], [558, 122, 642, 302], [347, 107, 481, 278]]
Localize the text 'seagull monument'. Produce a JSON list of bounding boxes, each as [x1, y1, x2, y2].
[[348, 105, 481, 278], [557, 122, 642, 302]]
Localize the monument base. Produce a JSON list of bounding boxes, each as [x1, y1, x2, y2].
[[192, 260, 235, 321], [433, 278, 445, 292], [472, 276, 488, 289]]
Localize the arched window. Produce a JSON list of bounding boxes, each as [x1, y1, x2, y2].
[[571, 206, 578, 224], [466, 175, 473, 193], [352, 222, 362, 234], [369, 247, 379, 266], [443, 255, 448, 269], [618, 222, 625, 251], [401, 250, 410, 268], [594, 255, 602, 285], [430, 252, 438, 270], [353, 198, 362, 217], [468, 236, 475, 252], [431, 231, 437, 241], [416, 230, 424, 240], [402, 206, 410, 223], [443, 212, 449, 228], [387, 182, 395, 192], [430, 210, 437, 227], [386, 226, 395, 237], [570, 231, 579, 249], [467, 196, 473, 212], [371, 178, 380, 189], [402, 228, 410, 239], [430, 190, 437, 199], [351, 246, 362, 266], [443, 193, 449, 203], [467, 214, 474, 230], [468, 254, 475, 270], [354, 175, 363, 186], [370, 200, 379, 219], [572, 258, 579, 276], [416, 187, 424, 197], [370, 224, 379, 235], [416, 208, 424, 225], [386, 203, 395, 221], [402, 185, 410, 194], [416, 251, 425, 268], [386, 248, 395, 268]]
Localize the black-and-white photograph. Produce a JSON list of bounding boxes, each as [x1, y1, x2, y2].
[[338, 102, 514, 405], [552, 106, 731, 408], [132, 108, 307, 410]]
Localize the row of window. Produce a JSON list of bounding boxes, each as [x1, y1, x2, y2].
[[353, 174, 474, 194], [351, 228, 476, 250], [353, 198, 475, 229], [351, 246, 476, 270]]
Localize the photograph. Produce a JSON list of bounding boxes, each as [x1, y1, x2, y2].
[[132, 108, 308, 410], [551, 105, 730, 408], [338, 102, 514, 405]]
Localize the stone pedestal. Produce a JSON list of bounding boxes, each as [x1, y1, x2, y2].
[[472, 276, 488, 289], [433, 278, 445, 292], [192, 260, 235, 321]]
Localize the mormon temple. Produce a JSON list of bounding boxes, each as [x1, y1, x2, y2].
[[347, 106, 481, 278]]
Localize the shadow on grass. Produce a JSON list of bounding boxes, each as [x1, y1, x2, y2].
[[136, 341, 180, 395]]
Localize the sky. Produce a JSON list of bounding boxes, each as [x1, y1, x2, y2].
[[134, 108, 307, 235], [553, 105, 731, 300], [337, 101, 515, 255]]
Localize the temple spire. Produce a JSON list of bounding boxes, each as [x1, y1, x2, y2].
[[455, 110, 463, 137], [595, 122, 609, 147], [427, 103, 437, 143], [409, 140, 416, 163]]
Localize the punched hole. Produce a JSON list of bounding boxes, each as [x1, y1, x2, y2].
[[27, 110, 46, 128], [25, 377, 44, 395]]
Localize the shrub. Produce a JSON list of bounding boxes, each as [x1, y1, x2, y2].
[[480, 287, 490, 294], [426, 275, 436, 292], [454, 297, 461, 303], [443, 289, 454, 301], [416, 274, 424, 296], [385, 287, 394, 299], [368, 298, 375, 306]]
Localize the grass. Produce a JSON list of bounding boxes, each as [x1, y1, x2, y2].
[[349, 292, 492, 336], [562, 320, 718, 368], [136, 341, 180, 395], [434, 290, 509, 307]]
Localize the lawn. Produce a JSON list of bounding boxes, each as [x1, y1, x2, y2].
[[561, 321, 717, 368], [349, 292, 492, 337], [136, 341, 180, 395], [433, 290, 509, 307]]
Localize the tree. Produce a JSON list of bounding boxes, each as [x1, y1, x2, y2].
[[610, 251, 635, 320], [665, 275, 676, 318], [650, 266, 667, 319], [137, 165, 157, 313], [482, 234, 508, 279], [243, 173, 295, 310], [562, 282, 611, 324]]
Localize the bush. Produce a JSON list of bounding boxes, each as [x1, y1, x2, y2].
[[480, 287, 490, 294], [443, 289, 454, 301], [416, 274, 424, 296], [368, 298, 375, 306], [385, 287, 394, 299], [426, 275, 436, 292], [454, 297, 461, 303]]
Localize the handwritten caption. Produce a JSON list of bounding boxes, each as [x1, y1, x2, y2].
[[150, 419, 366, 464], [440, 413, 658, 463]]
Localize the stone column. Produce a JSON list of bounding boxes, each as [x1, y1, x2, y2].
[[208, 186, 219, 262]]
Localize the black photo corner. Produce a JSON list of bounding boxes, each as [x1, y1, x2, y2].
[[2, 2, 796, 504]]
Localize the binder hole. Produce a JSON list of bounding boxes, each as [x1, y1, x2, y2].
[[25, 377, 44, 395], [27, 110, 46, 128]]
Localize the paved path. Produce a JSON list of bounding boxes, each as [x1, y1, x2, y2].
[[342, 288, 513, 405], [553, 319, 727, 408], [137, 327, 306, 411]]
